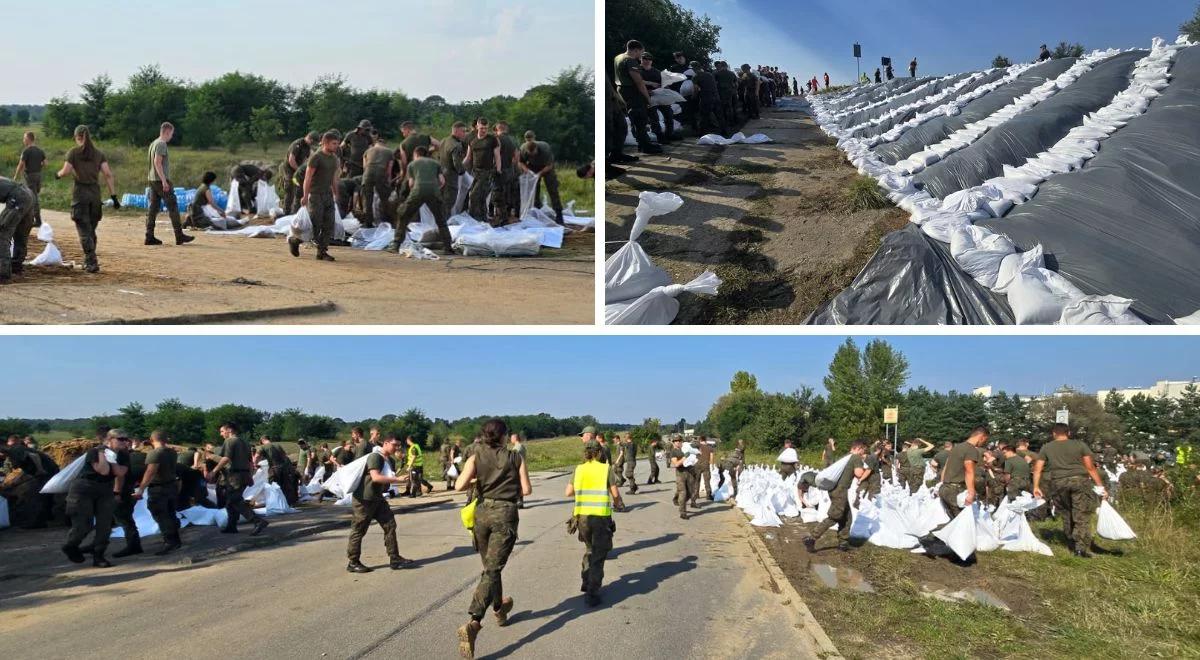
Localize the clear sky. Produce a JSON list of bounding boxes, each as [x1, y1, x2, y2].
[[6, 0, 593, 104], [684, 0, 1195, 84], [4, 336, 1199, 423]]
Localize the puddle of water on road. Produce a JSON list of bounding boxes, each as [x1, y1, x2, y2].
[[811, 563, 875, 593]]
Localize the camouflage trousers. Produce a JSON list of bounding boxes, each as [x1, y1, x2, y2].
[[623, 460, 637, 492], [1006, 477, 1031, 500], [578, 515, 614, 596], [938, 482, 966, 520], [1052, 475, 1099, 550], [648, 455, 660, 482], [673, 468, 696, 515], [467, 169, 496, 223], [811, 489, 852, 542], [905, 468, 924, 493], [469, 499, 519, 619], [347, 497, 399, 562], [0, 188, 35, 280]]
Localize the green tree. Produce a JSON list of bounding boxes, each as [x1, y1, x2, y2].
[[15, 109, 30, 125], [182, 90, 228, 149], [730, 370, 759, 393], [221, 123, 249, 153], [79, 74, 113, 135], [1028, 391, 1122, 448], [1174, 383, 1200, 442], [986, 391, 1036, 443], [823, 338, 909, 439], [1103, 389, 1125, 416], [0, 419, 33, 438], [116, 402, 148, 439], [0, 108, 11, 126], [992, 55, 1012, 68], [1182, 2, 1200, 42], [145, 398, 207, 444], [204, 404, 267, 442], [43, 96, 85, 139], [103, 67, 188, 145], [249, 106, 284, 153], [606, 0, 722, 72], [1052, 41, 1085, 59]]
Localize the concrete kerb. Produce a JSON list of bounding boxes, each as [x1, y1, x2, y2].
[[84, 300, 338, 325], [728, 502, 842, 659]]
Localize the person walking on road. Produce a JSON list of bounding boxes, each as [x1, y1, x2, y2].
[[134, 429, 183, 555], [406, 436, 434, 497], [1033, 423, 1108, 557], [566, 441, 624, 607], [13, 131, 45, 227], [144, 122, 194, 246], [61, 428, 122, 567], [454, 418, 532, 659], [669, 435, 697, 520], [347, 434, 413, 573], [296, 130, 342, 262], [208, 422, 269, 537], [620, 432, 638, 495], [55, 125, 119, 274]]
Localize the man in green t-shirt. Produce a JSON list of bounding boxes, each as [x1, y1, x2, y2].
[[804, 439, 870, 552], [493, 121, 519, 222], [208, 423, 268, 536], [134, 429, 182, 555], [282, 131, 319, 214], [1033, 424, 1107, 557], [1001, 445, 1032, 498], [614, 39, 660, 154], [13, 131, 45, 227], [297, 131, 342, 262], [386, 146, 452, 256], [518, 131, 564, 224], [439, 122, 469, 219], [903, 438, 934, 493], [144, 122, 194, 247], [668, 436, 695, 520], [937, 427, 989, 520], [361, 133, 394, 227], [346, 435, 412, 573], [397, 121, 438, 204], [464, 117, 502, 223], [341, 120, 373, 178]]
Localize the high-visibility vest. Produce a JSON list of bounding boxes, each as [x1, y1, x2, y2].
[[573, 461, 612, 517], [1178, 445, 1192, 466], [408, 444, 424, 469]]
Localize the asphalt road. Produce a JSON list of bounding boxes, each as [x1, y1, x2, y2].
[[0, 461, 822, 659]]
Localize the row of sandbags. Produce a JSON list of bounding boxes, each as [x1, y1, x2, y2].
[[809, 36, 1193, 324], [604, 191, 721, 324]]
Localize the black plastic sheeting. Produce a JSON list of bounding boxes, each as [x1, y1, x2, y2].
[[979, 45, 1200, 324], [852, 69, 1010, 140], [807, 224, 1014, 325], [836, 77, 938, 129], [914, 50, 1146, 198], [872, 58, 1077, 165]]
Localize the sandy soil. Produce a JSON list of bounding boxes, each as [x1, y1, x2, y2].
[[2, 210, 594, 324], [605, 102, 908, 324]]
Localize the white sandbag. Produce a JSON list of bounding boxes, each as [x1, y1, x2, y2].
[[457, 227, 542, 257], [111, 495, 161, 539], [242, 463, 269, 505], [253, 483, 298, 516], [255, 180, 281, 218], [1096, 500, 1136, 540], [304, 465, 327, 496], [713, 471, 734, 502], [974, 506, 1001, 551], [650, 87, 686, 107], [447, 463, 459, 480], [289, 207, 313, 243], [1000, 515, 1054, 555], [1006, 267, 1083, 325], [518, 171, 540, 219], [320, 454, 373, 500], [815, 454, 852, 490], [28, 242, 63, 266], [605, 271, 721, 325], [1058, 296, 1144, 325], [777, 448, 799, 464], [604, 191, 680, 303], [225, 179, 242, 216], [41, 455, 86, 494], [36, 221, 54, 242], [407, 205, 441, 244], [660, 70, 686, 88], [350, 223, 394, 251], [932, 505, 977, 561], [179, 505, 228, 528], [949, 225, 1014, 289], [749, 499, 782, 527]]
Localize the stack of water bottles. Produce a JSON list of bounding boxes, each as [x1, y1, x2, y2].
[[120, 184, 228, 211]]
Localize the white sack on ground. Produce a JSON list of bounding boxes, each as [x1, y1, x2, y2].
[[604, 271, 721, 325], [255, 180, 282, 218], [933, 505, 978, 561], [224, 179, 242, 216], [518, 172, 540, 219], [304, 465, 327, 496], [697, 132, 773, 146], [37, 220, 54, 242], [604, 192, 680, 303], [28, 243, 63, 267], [1096, 500, 1137, 540], [253, 482, 299, 516]]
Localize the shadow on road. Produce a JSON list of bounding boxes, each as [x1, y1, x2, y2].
[[0, 563, 211, 611], [609, 532, 681, 560]]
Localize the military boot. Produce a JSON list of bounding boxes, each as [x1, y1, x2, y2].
[[457, 620, 481, 659], [113, 542, 143, 558]]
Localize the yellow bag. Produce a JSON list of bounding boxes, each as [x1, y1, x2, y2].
[[460, 498, 478, 531]]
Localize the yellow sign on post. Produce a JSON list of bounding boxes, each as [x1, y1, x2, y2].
[[883, 408, 899, 424]]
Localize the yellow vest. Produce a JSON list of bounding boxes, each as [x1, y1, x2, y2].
[[573, 461, 612, 517], [407, 443, 423, 468]]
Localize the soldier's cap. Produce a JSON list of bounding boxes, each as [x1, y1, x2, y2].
[[357, 119, 373, 129], [306, 131, 320, 141], [584, 440, 602, 451], [580, 425, 597, 435], [107, 429, 130, 440]]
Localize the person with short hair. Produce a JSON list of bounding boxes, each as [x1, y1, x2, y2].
[[13, 131, 45, 227], [361, 133, 394, 228], [208, 423, 269, 536], [296, 130, 342, 261], [464, 117, 502, 223], [406, 436, 434, 497], [493, 121, 520, 222], [454, 418, 532, 659], [282, 131, 319, 214], [669, 435, 696, 520], [346, 434, 412, 573], [614, 40, 661, 155], [738, 64, 760, 120], [134, 429, 182, 555], [1033, 424, 1107, 557], [0, 176, 36, 284], [1038, 44, 1052, 62], [62, 429, 124, 567], [937, 427, 990, 520], [804, 439, 871, 552], [55, 125, 118, 274], [566, 440, 624, 607], [909, 58, 918, 78], [517, 131, 564, 224], [387, 144, 453, 255], [145, 122, 194, 246], [439, 122, 469, 219], [341, 119, 374, 178]]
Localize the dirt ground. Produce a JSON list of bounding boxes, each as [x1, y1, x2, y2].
[[605, 102, 908, 324], [2, 210, 594, 324]]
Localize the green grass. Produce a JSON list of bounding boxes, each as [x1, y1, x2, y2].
[[523, 436, 588, 473], [845, 175, 891, 211], [1, 124, 594, 214], [779, 468, 1200, 659]]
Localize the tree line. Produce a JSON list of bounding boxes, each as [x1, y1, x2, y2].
[[40, 65, 594, 163], [606, 0, 721, 73], [1, 401, 627, 449], [693, 338, 1200, 453]]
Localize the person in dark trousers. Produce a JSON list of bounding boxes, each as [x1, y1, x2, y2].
[[454, 418, 532, 660], [134, 429, 183, 555], [566, 441, 624, 607], [804, 440, 871, 552], [62, 428, 123, 567], [1033, 424, 1108, 557], [823, 72, 830, 89], [1038, 44, 1052, 61], [886, 64, 894, 80], [208, 422, 269, 537], [690, 61, 727, 137], [738, 64, 760, 120], [909, 58, 918, 78], [605, 76, 635, 179], [144, 122, 194, 246], [875, 68, 883, 83], [346, 435, 413, 573], [714, 61, 739, 127], [639, 53, 675, 144], [614, 40, 662, 155]]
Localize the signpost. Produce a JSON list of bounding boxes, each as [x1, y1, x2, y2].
[[1056, 408, 1070, 424], [884, 407, 899, 454], [853, 43, 862, 84]]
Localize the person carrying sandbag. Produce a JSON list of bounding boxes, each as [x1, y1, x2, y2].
[[1033, 423, 1108, 558], [936, 427, 990, 521], [804, 440, 871, 553]]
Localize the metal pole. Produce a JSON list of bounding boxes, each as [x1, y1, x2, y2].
[[857, 57, 861, 84]]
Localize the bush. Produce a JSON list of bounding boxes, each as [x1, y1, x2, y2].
[[845, 175, 891, 211], [992, 55, 1012, 68]]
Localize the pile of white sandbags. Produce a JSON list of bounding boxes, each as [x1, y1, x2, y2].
[[605, 191, 721, 324]]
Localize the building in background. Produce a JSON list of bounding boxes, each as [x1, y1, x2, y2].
[[1096, 379, 1199, 405]]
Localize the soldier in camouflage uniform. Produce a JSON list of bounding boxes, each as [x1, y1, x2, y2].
[[341, 120, 374, 179], [646, 435, 663, 484], [360, 133, 394, 228], [0, 177, 36, 284], [619, 432, 638, 494], [14, 131, 45, 227], [55, 125, 119, 274], [439, 122, 469, 219], [281, 131, 318, 215], [454, 419, 531, 659], [465, 117, 501, 224], [1033, 423, 1108, 557], [386, 146, 453, 256], [493, 121, 519, 223]]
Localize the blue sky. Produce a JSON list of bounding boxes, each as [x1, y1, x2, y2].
[[7, 0, 592, 104], [4, 336, 1199, 422], [684, 0, 1195, 84]]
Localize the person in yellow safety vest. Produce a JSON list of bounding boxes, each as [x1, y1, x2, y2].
[[566, 441, 625, 607], [1178, 443, 1193, 467], [405, 436, 434, 498]]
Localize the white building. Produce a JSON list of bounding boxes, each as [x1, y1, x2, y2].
[[972, 385, 993, 397], [1096, 379, 1199, 405]]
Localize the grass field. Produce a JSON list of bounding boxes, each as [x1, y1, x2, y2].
[[0, 124, 594, 215]]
